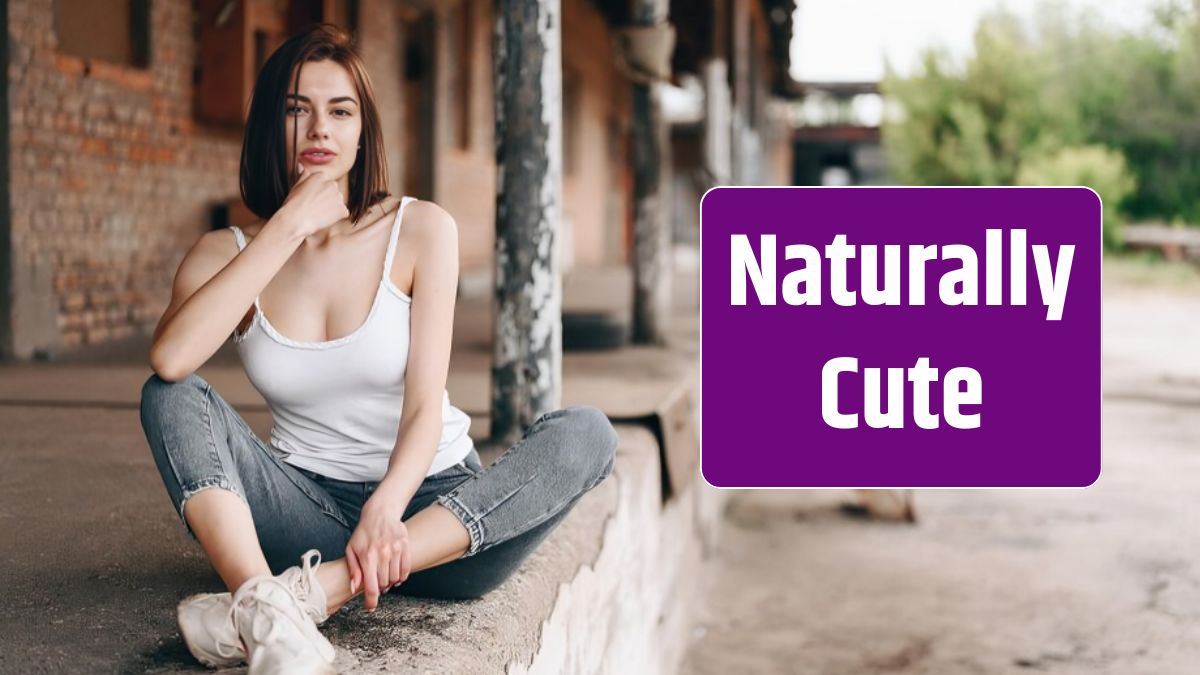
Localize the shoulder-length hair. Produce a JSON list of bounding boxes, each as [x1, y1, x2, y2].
[[240, 23, 389, 226]]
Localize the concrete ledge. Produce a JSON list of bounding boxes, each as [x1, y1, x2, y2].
[[317, 418, 721, 674], [509, 443, 722, 675], [1123, 223, 1200, 263]]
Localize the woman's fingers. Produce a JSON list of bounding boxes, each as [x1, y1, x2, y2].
[[376, 549, 391, 597], [362, 550, 380, 612], [345, 546, 361, 595], [387, 549, 402, 591], [293, 162, 311, 185], [399, 545, 412, 583]]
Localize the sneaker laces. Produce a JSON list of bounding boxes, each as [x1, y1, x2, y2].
[[284, 549, 328, 624], [214, 624, 245, 661], [229, 576, 306, 655]]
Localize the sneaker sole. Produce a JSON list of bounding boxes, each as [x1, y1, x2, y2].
[[248, 658, 338, 675]]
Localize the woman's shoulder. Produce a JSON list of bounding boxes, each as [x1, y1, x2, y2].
[[397, 198, 458, 244], [170, 227, 243, 292], [234, 219, 269, 241], [190, 226, 246, 261]]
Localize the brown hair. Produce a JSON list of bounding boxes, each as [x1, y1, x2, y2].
[[240, 23, 389, 225]]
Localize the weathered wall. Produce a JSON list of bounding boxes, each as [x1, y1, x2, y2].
[[562, 0, 631, 269], [433, 0, 632, 281], [432, 0, 498, 275], [3, 0, 733, 356], [507, 407, 722, 675], [4, 0, 409, 356], [7, 0, 238, 354], [358, 0, 406, 200]]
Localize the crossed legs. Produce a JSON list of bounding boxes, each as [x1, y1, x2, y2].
[[141, 373, 617, 610], [184, 488, 468, 614]]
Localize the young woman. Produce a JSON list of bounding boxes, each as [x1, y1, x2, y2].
[[140, 24, 616, 675]]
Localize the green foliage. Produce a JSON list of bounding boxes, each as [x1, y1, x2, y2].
[[1015, 145, 1137, 248], [883, 0, 1200, 237]]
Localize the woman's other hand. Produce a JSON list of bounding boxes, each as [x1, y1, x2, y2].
[[345, 492, 412, 612], [276, 163, 350, 239]]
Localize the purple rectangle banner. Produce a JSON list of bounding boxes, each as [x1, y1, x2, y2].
[[700, 187, 1102, 488]]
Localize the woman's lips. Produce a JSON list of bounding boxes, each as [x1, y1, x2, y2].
[[300, 152, 336, 164]]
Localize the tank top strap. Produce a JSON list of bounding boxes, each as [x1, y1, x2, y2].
[[226, 226, 263, 318], [382, 196, 414, 282], [229, 225, 248, 251]]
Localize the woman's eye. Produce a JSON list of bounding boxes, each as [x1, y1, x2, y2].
[[334, 109, 352, 117], [286, 105, 306, 115]]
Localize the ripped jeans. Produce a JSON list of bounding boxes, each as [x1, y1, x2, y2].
[[139, 373, 617, 599]]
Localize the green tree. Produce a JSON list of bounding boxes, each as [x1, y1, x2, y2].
[[882, 8, 1080, 187], [1015, 145, 1137, 248], [883, 0, 1200, 232]]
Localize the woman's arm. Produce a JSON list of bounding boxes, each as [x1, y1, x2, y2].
[[379, 201, 461, 501], [150, 166, 346, 381], [148, 218, 305, 381], [344, 201, 461, 606]]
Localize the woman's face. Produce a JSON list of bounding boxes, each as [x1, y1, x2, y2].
[[284, 59, 363, 185]]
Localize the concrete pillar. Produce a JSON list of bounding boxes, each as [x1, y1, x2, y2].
[[701, 58, 732, 186], [729, 0, 751, 185], [490, 0, 563, 445], [631, 0, 672, 345]]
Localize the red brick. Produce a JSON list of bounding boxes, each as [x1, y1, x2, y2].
[[129, 144, 175, 163], [88, 60, 153, 92], [53, 52, 86, 76], [78, 138, 109, 155], [63, 176, 89, 191], [63, 293, 86, 311]]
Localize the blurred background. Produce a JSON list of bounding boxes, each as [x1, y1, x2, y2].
[[1, 0, 1198, 673], [4, 0, 1199, 360], [687, 2, 1200, 673], [791, 0, 1200, 255]]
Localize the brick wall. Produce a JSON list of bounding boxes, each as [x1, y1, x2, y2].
[[7, 0, 240, 355], [3, 0, 643, 356]]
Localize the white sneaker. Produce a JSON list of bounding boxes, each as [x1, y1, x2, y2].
[[176, 592, 245, 668], [233, 575, 336, 674], [177, 550, 333, 669]]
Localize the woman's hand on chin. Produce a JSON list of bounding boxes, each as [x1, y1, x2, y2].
[[345, 492, 411, 612]]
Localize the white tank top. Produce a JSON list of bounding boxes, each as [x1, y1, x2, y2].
[[228, 196, 473, 482]]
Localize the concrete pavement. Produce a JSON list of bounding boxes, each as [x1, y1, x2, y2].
[[681, 257, 1200, 675]]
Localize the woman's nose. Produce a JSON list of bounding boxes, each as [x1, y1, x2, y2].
[[308, 112, 330, 138]]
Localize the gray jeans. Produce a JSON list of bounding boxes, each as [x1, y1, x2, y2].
[[139, 374, 616, 599]]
